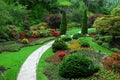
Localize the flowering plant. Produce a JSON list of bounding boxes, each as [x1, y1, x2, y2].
[[58, 51, 65, 57], [102, 53, 120, 75]]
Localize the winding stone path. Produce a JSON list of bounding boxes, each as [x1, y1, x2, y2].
[[17, 41, 54, 80]]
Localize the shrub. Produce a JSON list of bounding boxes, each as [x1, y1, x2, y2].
[[57, 51, 66, 60], [50, 30, 61, 37], [102, 53, 120, 74], [32, 31, 39, 38], [60, 35, 72, 42], [72, 33, 83, 39], [7, 25, 20, 39], [21, 38, 29, 44], [101, 42, 109, 49], [87, 14, 103, 28], [68, 41, 80, 50], [59, 53, 99, 79], [52, 39, 68, 52], [20, 32, 26, 39], [60, 11, 67, 35], [46, 14, 61, 29], [80, 42, 90, 47], [67, 22, 80, 28], [111, 6, 120, 16]]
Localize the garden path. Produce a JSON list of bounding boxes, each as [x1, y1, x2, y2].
[[17, 41, 54, 80]]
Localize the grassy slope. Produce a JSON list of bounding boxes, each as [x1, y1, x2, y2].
[[37, 48, 54, 80], [0, 37, 54, 80], [0, 45, 42, 80], [79, 37, 113, 55], [67, 27, 80, 35]]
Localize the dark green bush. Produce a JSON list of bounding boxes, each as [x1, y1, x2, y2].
[[111, 48, 120, 52], [59, 53, 98, 79], [61, 36, 72, 42], [72, 33, 84, 39], [80, 42, 90, 47], [52, 39, 68, 52]]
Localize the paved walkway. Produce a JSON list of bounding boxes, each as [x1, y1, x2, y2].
[[17, 41, 54, 80]]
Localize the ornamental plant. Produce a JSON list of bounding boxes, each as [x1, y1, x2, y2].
[[60, 11, 67, 35], [102, 53, 120, 74], [57, 51, 66, 60], [52, 39, 68, 52], [68, 41, 80, 50], [59, 53, 99, 79], [21, 38, 29, 44]]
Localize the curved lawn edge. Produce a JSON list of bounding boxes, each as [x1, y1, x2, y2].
[[0, 39, 54, 80], [80, 37, 114, 55], [37, 48, 54, 80]]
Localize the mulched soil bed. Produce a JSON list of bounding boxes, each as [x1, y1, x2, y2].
[[27, 38, 41, 42]]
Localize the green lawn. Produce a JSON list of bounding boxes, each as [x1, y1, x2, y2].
[[67, 27, 80, 35], [0, 37, 54, 80], [37, 48, 54, 80]]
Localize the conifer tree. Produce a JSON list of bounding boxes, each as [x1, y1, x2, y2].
[[60, 11, 67, 35]]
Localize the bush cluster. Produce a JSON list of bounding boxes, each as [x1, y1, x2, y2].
[[52, 39, 68, 52], [21, 38, 29, 44], [59, 53, 99, 79], [72, 33, 84, 39]]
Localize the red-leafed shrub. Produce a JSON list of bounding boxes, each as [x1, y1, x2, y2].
[[57, 51, 66, 60], [46, 14, 61, 29], [50, 29, 61, 37], [20, 32, 26, 39], [102, 53, 120, 74], [88, 14, 103, 28], [58, 51, 65, 57]]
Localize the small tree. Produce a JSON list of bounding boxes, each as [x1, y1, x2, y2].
[[81, 9, 88, 34], [60, 11, 67, 35]]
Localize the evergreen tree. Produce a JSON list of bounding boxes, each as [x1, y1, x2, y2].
[[81, 0, 88, 34], [60, 11, 67, 35]]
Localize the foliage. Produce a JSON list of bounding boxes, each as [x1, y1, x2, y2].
[[87, 14, 103, 28], [20, 32, 26, 39], [102, 53, 120, 74], [81, 9, 88, 34], [21, 38, 29, 44], [7, 25, 20, 39], [60, 35, 72, 42], [72, 33, 84, 39], [68, 0, 85, 23], [57, 0, 72, 7], [46, 14, 61, 29], [60, 11, 67, 35], [93, 15, 120, 38], [50, 30, 61, 37], [111, 6, 120, 16], [111, 48, 120, 53], [52, 39, 68, 52], [31, 31, 39, 38], [59, 53, 98, 79], [67, 41, 80, 50], [67, 22, 80, 28], [80, 42, 90, 47]]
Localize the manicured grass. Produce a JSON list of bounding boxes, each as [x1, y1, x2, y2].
[[0, 45, 42, 80], [0, 37, 54, 80], [37, 48, 54, 80], [67, 27, 80, 35], [79, 37, 113, 55]]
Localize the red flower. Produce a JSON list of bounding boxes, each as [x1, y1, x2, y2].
[[58, 51, 65, 57]]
